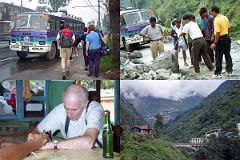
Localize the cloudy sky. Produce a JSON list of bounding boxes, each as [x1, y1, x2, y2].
[[121, 80, 225, 100], [0, 0, 106, 23]]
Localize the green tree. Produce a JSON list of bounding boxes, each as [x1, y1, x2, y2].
[[38, 0, 72, 10], [196, 134, 240, 160], [36, 6, 51, 12], [153, 113, 163, 138]]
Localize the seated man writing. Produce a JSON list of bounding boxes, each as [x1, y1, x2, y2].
[[31, 84, 104, 150]]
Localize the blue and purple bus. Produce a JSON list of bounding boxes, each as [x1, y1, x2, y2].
[[10, 11, 85, 60], [120, 9, 159, 52]]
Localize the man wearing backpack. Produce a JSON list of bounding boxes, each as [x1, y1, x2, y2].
[[56, 23, 75, 79]]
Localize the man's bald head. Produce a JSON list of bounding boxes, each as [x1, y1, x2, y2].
[[63, 84, 89, 121], [64, 84, 88, 103]]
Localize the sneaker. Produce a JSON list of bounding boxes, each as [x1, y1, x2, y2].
[[194, 72, 200, 79], [189, 65, 194, 69], [95, 74, 99, 78], [87, 73, 92, 77], [62, 72, 66, 80], [211, 74, 222, 79], [184, 62, 189, 66], [70, 57, 73, 61], [225, 72, 233, 77], [76, 54, 79, 58], [65, 71, 70, 76], [72, 55, 75, 58], [85, 66, 88, 71]]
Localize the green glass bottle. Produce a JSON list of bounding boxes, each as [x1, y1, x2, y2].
[[103, 110, 114, 158]]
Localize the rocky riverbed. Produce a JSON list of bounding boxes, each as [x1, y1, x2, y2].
[[121, 40, 240, 80]]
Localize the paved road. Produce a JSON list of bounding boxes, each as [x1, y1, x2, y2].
[[0, 43, 104, 80]]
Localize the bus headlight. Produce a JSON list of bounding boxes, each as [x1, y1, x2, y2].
[[39, 41, 45, 45], [11, 39, 16, 43]]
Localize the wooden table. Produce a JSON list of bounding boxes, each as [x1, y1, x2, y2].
[[24, 148, 120, 160]]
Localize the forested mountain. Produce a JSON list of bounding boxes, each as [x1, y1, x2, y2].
[[164, 81, 240, 142], [125, 93, 204, 126], [121, 0, 240, 38], [120, 94, 146, 127]]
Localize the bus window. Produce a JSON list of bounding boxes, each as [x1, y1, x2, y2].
[[29, 15, 47, 30], [48, 20, 55, 30], [56, 20, 60, 30], [14, 14, 28, 28]]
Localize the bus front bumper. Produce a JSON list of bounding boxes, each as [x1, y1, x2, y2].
[[10, 44, 51, 53]]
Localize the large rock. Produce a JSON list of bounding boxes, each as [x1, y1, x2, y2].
[[134, 65, 150, 74], [155, 69, 172, 80], [132, 59, 144, 64], [237, 40, 240, 45], [151, 50, 179, 73], [128, 51, 143, 59]]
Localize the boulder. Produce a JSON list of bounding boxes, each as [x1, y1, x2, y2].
[[133, 51, 143, 58], [151, 50, 179, 73], [132, 59, 144, 64]]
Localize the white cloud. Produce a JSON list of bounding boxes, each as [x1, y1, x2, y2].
[[121, 80, 225, 100]]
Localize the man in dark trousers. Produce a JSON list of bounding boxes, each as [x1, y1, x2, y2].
[[210, 6, 233, 78], [180, 13, 213, 79], [81, 27, 89, 71], [199, 7, 215, 63]]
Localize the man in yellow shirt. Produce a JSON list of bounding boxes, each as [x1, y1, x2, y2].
[[210, 6, 233, 78]]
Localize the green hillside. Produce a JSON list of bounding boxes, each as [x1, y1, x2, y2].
[[164, 80, 240, 142], [121, 0, 240, 39], [121, 131, 189, 160]]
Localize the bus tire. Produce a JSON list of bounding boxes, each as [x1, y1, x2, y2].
[[123, 39, 134, 52], [17, 51, 28, 59], [46, 43, 56, 60]]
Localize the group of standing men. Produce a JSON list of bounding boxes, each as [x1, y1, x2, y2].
[[140, 6, 233, 79], [56, 24, 104, 79]]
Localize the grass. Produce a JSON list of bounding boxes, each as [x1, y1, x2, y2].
[[100, 53, 119, 72]]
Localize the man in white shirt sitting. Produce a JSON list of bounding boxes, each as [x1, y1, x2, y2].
[[31, 84, 104, 150]]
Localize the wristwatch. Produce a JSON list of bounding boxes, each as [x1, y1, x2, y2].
[[53, 140, 58, 149]]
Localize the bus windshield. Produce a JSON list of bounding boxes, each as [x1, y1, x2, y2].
[[14, 14, 47, 30], [123, 10, 157, 26]]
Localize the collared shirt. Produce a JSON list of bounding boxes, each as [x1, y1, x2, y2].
[[37, 101, 104, 147], [173, 25, 186, 46], [182, 21, 203, 40], [140, 24, 165, 40], [204, 15, 214, 40], [214, 14, 230, 36], [86, 31, 102, 50], [197, 17, 205, 31]]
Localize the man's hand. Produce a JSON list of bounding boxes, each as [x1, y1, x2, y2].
[[210, 43, 216, 49], [160, 36, 164, 41], [27, 133, 48, 149], [40, 142, 54, 150]]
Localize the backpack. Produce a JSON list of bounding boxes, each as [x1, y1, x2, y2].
[[59, 29, 73, 48]]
